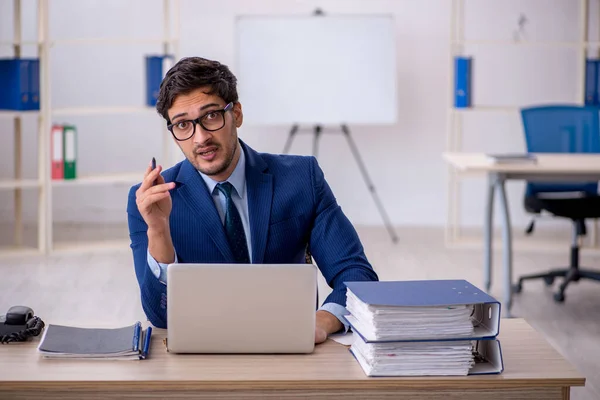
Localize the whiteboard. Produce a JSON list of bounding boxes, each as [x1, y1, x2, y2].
[[235, 14, 397, 126]]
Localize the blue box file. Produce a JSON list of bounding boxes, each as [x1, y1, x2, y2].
[[145, 55, 174, 106], [0, 58, 40, 111], [454, 56, 472, 108]]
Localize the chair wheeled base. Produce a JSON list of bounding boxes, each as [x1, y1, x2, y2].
[[513, 219, 600, 302]]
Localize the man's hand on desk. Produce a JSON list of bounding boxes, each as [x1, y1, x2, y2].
[[315, 310, 343, 344]]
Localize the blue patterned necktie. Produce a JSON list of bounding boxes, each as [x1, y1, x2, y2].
[[216, 182, 250, 263]]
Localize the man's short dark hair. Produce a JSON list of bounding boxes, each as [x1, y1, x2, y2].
[[156, 57, 238, 123]]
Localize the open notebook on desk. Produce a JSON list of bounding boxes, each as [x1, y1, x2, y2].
[[37, 322, 152, 360]]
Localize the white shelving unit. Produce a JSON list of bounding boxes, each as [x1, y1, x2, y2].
[[1, 0, 181, 256], [445, 0, 599, 250]]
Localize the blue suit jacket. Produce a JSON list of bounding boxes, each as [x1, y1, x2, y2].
[[127, 140, 378, 328]]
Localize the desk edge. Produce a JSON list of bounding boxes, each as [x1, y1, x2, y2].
[[0, 377, 586, 392]]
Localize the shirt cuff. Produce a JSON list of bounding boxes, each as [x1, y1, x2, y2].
[[318, 302, 350, 334], [147, 249, 177, 285]]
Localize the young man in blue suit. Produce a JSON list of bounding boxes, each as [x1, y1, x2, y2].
[[127, 57, 379, 343]]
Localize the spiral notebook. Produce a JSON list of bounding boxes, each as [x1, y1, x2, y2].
[[37, 321, 152, 360]]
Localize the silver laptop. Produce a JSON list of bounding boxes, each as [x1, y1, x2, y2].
[[166, 263, 317, 354]]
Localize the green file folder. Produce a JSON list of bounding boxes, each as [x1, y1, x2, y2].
[[63, 125, 77, 180]]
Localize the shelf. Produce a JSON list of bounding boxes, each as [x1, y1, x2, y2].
[[3, 0, 180, 255], [0, 110, 40, 119], [449, 105, 583, 113], [0, 245, 42, 258], [452, 40, 600, 48], [445, 1, 595, 250], [49, 38, 178, 46], [52, 173, 141, 187], [2, 38, 178, 47], [450, 106, 521, 113], [0, 179, 41, 190], [51, 106, 156, 116], [0, 41, 40, 46]]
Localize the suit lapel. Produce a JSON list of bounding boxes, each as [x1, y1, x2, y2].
[[243, 142, 273, 264], [175, 160, 234, 261]]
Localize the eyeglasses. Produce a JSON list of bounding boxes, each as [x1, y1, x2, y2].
[[167, 102, 234, 141]]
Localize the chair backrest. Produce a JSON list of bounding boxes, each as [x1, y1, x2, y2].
[[521, 105, 600, 196]]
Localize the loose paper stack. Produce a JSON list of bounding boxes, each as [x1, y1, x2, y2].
[[344, 280, 504, 377]]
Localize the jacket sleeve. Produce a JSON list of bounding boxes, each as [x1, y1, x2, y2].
[[308, 157, 379, 309], [126, 185, 168, 329]]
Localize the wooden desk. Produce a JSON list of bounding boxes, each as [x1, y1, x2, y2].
[[0, 319, 585, 399], [443, 152, 600, 316]]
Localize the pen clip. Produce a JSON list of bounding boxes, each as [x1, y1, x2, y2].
[[141, 326, 153, 359]]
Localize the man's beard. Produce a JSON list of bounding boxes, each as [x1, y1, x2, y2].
[[188, 141, 237, 177]]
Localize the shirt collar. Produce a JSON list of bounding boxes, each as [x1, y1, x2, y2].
[[198, 144, 246, 199]]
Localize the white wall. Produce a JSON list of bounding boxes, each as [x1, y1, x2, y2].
[[0, 0, 595, 229]]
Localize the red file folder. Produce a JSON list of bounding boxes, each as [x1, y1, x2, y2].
[[51, 124, 64, 180]]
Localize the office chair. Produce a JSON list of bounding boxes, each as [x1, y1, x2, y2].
[[513, 105, 600, 302]]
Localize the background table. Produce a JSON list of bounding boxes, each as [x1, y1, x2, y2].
[[443, 152, 600, 316]]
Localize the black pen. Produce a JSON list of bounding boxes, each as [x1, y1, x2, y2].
[[151, 157, 158, 186]]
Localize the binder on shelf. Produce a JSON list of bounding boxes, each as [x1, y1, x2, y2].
[[29, 58, 40, 110], [51, 124, 64, 180], [145, 54, 174, 106], [38, 321, 153, 360], [0, 58, 40, 111], [62, 125, 77, 180], [344, 279, 500, 343], [454, 56, 472, 108], [585, 58, 598, 105]]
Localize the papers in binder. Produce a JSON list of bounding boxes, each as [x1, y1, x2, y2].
[[344, 280, 500, 342], [350, 337, 504, 377], [345, 303, 475, 342], [37, 322, 152, 360]]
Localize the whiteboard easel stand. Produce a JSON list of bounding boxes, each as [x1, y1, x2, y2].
[[282, 124, 399, 244]]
